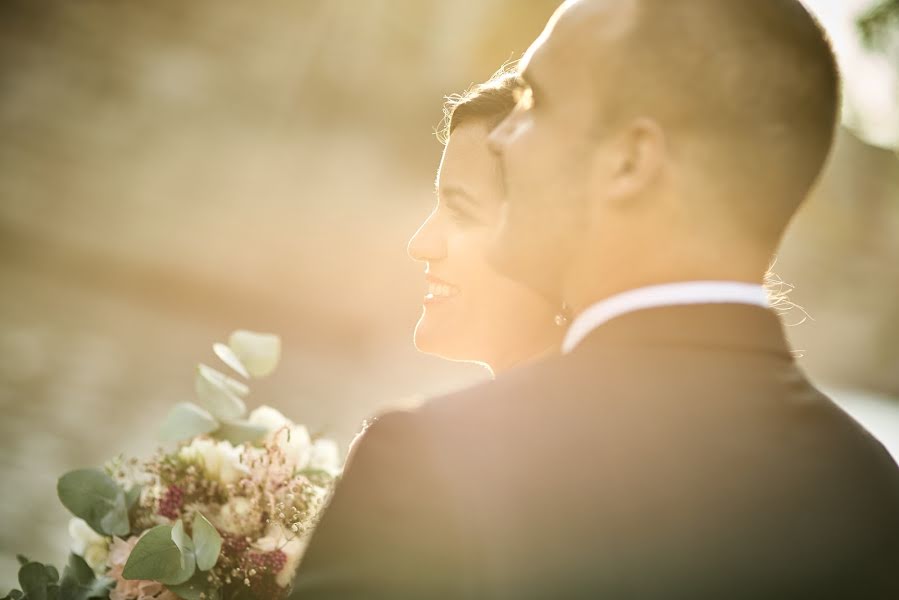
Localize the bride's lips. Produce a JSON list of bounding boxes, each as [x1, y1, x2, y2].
[[423, 275, 460, 305]]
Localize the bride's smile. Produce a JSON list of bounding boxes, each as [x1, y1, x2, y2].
[[423, 274, 460, 304]]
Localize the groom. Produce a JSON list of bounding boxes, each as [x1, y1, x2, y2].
[[290, 1, 899, 598]]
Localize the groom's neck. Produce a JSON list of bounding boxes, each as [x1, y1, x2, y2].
[[562, 250, 770, 316]]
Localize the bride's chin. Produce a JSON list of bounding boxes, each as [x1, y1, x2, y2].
[[412, 326, 448, 357], [414, 320, 475, 363]]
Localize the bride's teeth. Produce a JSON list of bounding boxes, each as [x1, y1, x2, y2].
[[426, 282, 458, 298]]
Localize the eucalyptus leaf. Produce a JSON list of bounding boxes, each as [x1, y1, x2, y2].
[[89, 579, 113, 600], [212, 343, 249, 379], [171, 520, 195, 571], [60, 554, 113, 600], [16, 555, 30, 566], [3, 590, 24, 600], [99, 492, 130, 538], [228, 330, 281, 378], [61, 554, 94, 587], [44, 566, 59, 585], [215, 419, 269, 445], [125, 485, 142, 510], [165, 571, 218, 600], [191, 513, 222, 571], [19, 562, 50, 600], [197, 360, 250, 398], [122, 525, 195, 586], [59, 577, 113, 600], [195, 365, 247, 421], [159, 403, 219, 443], [57, 469, 130, 536]]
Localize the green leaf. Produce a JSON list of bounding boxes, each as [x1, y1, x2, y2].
[[228, 330, 281, 378], [60, 554, 113, 600], [191, 513, 222, 571], [3, 590, 24, 600], [99, 492, 130, 538], [125, 485, 142, 510], [19, 562, 50, 600], [215, 419, 268, 445], [57, 469, 130, 536], [62, 554, 93, 586], [59, 577, 112, 600], [159, 403, 219, 443], [212, 343, 250, 379], [89, 579, 112, 600], [16, 555, 30, 566], [165, 571, 218, 600], [195, 365, 247, 421], [44, 566, 59, 585], [123, 525, 195, 586], [171, 520, 195, 571]]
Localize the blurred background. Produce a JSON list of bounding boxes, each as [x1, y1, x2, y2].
[[1, 0, 897, 587]]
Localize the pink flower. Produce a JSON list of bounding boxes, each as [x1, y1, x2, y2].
[[108, 536, 139, 568], [107, 536, 179, 600]]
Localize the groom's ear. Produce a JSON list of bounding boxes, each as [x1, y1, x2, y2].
[[595, 117, 668, 207]]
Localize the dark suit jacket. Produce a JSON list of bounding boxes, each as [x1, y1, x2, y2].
[[290, 305, 899, 599]]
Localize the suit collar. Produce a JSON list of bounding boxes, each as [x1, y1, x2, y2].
[[562, 282, 769, 354], [566, 302, 793, 359]]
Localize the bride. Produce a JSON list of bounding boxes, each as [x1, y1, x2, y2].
[[407, 67, 565, 375]]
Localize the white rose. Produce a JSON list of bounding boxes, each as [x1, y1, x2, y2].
[[272, 425, 312, 473], [68, 518, 109, 574], [252, 523, 305, 588], [83, 544, 109, 573], [308, 438, 341, 475], [179, 438, 249, 484], [249, 406, 313, 472], [247, 405, 293, 433], [276, 536, 305, 588], [215, 496, 259, 536], [179, 437, 210, 466], [68, 517, 104, 556], [217, 441, 250, 485]]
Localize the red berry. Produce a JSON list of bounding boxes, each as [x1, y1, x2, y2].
[[158, 485, 184, 519], [267, 550, 287, 572]]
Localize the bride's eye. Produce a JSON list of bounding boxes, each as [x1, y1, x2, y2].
[[448, 204, 478, 226]]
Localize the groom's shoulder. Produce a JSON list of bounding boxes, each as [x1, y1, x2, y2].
[[370, 344, 637, 443], [421, 354, 574, 418], [361, 353, 585, 454]]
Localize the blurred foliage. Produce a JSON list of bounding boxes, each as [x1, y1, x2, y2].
[[858, 0, 899, 49]]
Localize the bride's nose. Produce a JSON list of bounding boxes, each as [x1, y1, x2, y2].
[[407, 210, 446, 263]]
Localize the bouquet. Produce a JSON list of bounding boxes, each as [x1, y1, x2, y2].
[[4, 330, 341, 600]]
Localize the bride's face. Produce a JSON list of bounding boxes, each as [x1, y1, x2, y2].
[[408, 121, 560, 370]]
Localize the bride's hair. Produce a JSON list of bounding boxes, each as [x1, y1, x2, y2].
[[437, 63, 518, 145]]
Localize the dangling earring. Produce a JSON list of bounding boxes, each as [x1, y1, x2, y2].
[[554, 302, 571, 327]]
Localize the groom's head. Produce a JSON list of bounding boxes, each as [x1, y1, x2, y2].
[[487, 0, 839, 311]]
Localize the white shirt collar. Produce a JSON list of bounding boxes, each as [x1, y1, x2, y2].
[[561, 281, 770, 354]]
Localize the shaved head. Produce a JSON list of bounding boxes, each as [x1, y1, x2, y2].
[[556, 0, 840, 239]]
